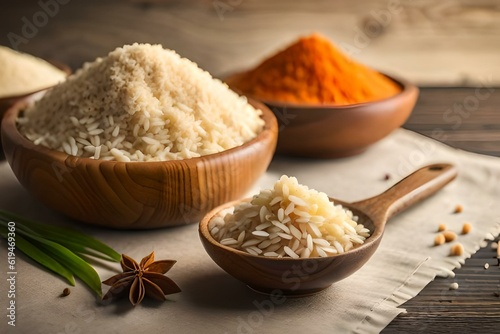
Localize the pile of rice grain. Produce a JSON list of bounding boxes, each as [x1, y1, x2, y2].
[[209, 175, 370, 258], [18, 43, 264, 161], [0, 46, 66, 98]]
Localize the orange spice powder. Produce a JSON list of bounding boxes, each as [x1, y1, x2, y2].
[[229, 34, 401, 105]]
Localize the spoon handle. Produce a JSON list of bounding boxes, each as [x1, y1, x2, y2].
[[353, 163, 458, 223]]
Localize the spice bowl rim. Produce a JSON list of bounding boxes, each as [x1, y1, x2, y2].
[[224, 71, 418, 110]]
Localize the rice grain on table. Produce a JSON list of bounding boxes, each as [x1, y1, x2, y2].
[[18, 43, 264, 161], [209, 175, 370, 259]]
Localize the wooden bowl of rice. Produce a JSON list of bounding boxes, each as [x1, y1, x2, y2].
[[1, 99, 278, 229]]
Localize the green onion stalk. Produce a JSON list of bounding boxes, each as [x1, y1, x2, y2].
[[0, 210, 120, 297]]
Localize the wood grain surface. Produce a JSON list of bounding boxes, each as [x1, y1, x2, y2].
[[385, 87, 500, 333], [1, 0, 500, 332], [405, 88, 500, 157], [1, 0, 499, 86]]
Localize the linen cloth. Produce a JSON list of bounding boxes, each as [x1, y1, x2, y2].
[[1, 129, 499, 334]]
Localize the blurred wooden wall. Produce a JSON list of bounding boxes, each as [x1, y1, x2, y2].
[[1, 0, 499, 86]]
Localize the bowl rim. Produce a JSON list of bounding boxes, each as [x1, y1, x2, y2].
[[225, 72, 419, 110], [0, 60, 71, 103], [199, 197, 378, 262], [2, 97, 278, 167]]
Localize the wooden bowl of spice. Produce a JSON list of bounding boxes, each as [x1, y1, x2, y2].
[[2, 44, 278, 229], [226, 34, 419, 158]]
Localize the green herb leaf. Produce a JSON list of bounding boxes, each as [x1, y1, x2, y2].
[[0, 211, 121, 297], [25, 232, 103, 297], [0, 224, 75, 285], [0, 210, 120, 262]]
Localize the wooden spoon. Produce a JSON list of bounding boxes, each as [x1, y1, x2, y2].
[[199, 163, 458, 296], [337, 163, 458, 252]]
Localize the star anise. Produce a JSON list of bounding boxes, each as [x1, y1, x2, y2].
[[102, 252, 181, 305]]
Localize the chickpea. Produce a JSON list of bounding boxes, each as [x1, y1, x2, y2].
[[443, 230, 457, 242], [434, 234, 445, 246], [450, 243, 464, 256], [437, 223, 446, 232], [461, 222, 472, 235]]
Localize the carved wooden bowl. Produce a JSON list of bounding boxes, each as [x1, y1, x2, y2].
[[226, 73, 419, 158], [1, 99, 278, 229]]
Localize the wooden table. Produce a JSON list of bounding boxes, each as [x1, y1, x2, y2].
[[386, 88, 500, 333], [1, 1, 500, 332], [405, 88, 500, 158]]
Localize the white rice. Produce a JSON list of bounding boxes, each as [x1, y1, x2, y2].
[[209, 175, 371, 259], [0, 46, 66, 98], [18, 43, 264, 161]]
